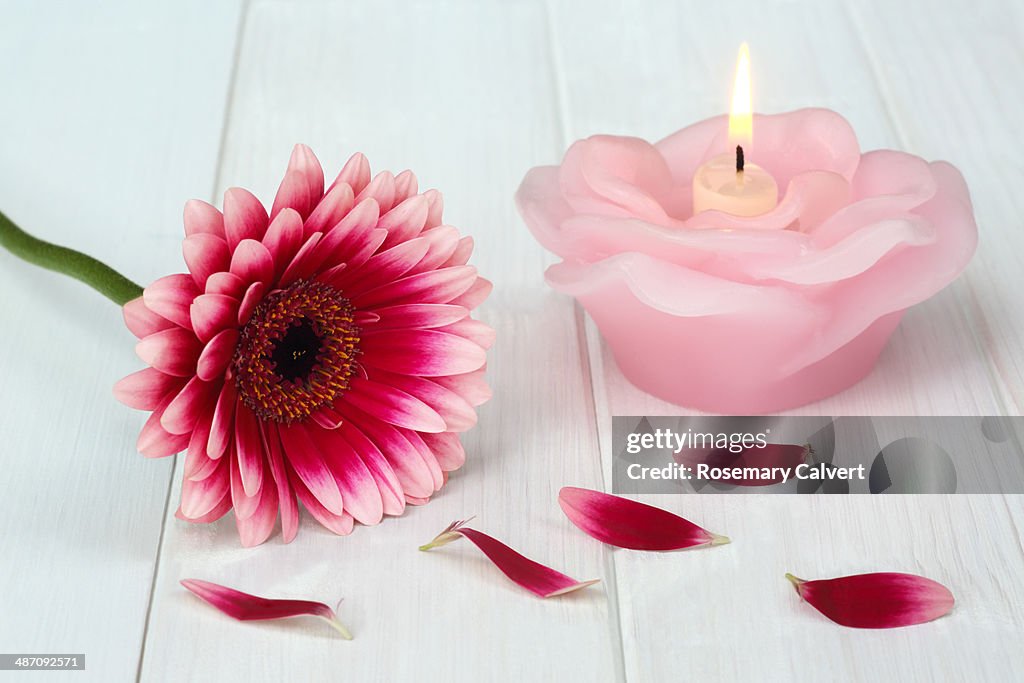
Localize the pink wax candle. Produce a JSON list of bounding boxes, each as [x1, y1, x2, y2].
[[516, 48, 977, 413]]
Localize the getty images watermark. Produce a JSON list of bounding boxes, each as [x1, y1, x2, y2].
[[623, 425, 865, 484], [612, 416, 1024, 494]]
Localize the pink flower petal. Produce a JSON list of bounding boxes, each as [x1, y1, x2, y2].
[[180, 579, 352, 639], [355, 170, 396, 213], [378, 195, 429, 248], [436, 319, 496, 350], [448, 276, 492, 309], [197, 328, 238, 381], [263, 424, 299, 543], [176, 492, 231, 524], [184, 416, 219, 481], [338, 406, 435, 499], [204, 271, 246, 298], [234, 404, 265, 496], [143, 274, 199, 329], [304, 181, 354, 235], [430, 368, 492, 407], [321, 228, 387, 280], [443, 235, 475, 268], [393, 169, 418, 203], [179, 457, 229, 518], [786, 572, 955, 629], [235, 474, 279, 547], [229, 448, 263, 521], [343, 377, 447, 433], [360, 330, 486, 377], [137, 399, 191, 457], [311, 198, 380, 267], [558, 487, 730, 550], [271, 144, 325, 221], [399, 428, 444, 491], [334, 234, 431, 292], [229, 239, 275, 287], [420, 431, 466, 470], [422, 189, 444, 228], [420, 520, 599, 598], [136, 328, 201, 377], [331, 151, 371, 195], [161, 375, 215, 435], [207, 381, 237, 459], [339, 421, 405, 516], [309, 427, 384, 525], [352, 265, 477, 309], [278, 232, 323, 287], [412, 226, 460, 272], [278, 423, 346, 516], [237, 281, 266, 326], [183, 199, 225, 237], [261, 207, 305, 275], [113, 368, 183, 410], [365, 369, 477, 432], [123, 297, 174, 339], [223, 187, 269, 249], [287, 460, 355, 536], [367, 303, 469, 331], [190, 293, 239, 343], [183, 233, 230, 288]]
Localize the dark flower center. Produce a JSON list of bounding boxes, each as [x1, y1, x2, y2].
[[270, 320, 322, 382], [232, 280, 360, 423]]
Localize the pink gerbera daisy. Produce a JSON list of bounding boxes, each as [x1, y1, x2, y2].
[[114, 145, 493, 546]]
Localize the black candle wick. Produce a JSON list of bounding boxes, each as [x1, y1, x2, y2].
[[736, 145, 745, 173]]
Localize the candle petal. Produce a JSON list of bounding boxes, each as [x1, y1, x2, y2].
[[785, 572, 955, 629], [557, 487, 729, 550]]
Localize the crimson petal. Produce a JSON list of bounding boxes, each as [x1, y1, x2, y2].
[[558, 487, 730, 550], [786, 572, 955, 629], [181, 578, 352, 639], [419, 520, 599, 598]]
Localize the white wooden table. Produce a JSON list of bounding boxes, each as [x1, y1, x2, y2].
[[1, 1, 1022, 681]]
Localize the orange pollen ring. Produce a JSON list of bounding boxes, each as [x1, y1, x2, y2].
[[232, 279, 360, 424]]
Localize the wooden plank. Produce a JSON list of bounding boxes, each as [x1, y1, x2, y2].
[[547, 0, 1023, 680], [846, 0, 1024, 413], [138, 2, 621, 681], [0, 2, 242, 681]]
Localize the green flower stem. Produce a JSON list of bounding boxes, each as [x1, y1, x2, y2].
[[0, 208, 143, 306]]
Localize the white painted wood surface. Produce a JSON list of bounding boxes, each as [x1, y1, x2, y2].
[[1, 1, 1021, 681], [0, 2, 241, 682]]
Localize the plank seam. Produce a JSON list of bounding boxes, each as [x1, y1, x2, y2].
[[543, 1, 628, 679]]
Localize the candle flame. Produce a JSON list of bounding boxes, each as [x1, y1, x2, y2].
[[729, 42, 753, 147]]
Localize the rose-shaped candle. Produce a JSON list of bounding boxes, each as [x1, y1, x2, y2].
[[516, 46, 977, 413]]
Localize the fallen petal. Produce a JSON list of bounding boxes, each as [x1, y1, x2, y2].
[[558, 486, 730, 550], [419, 520, 598, 598], [180, 578, 352, 639], [785, 572, 955, 629]]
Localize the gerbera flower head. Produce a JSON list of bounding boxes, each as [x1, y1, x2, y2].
[[115, 145, 493, 546]]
